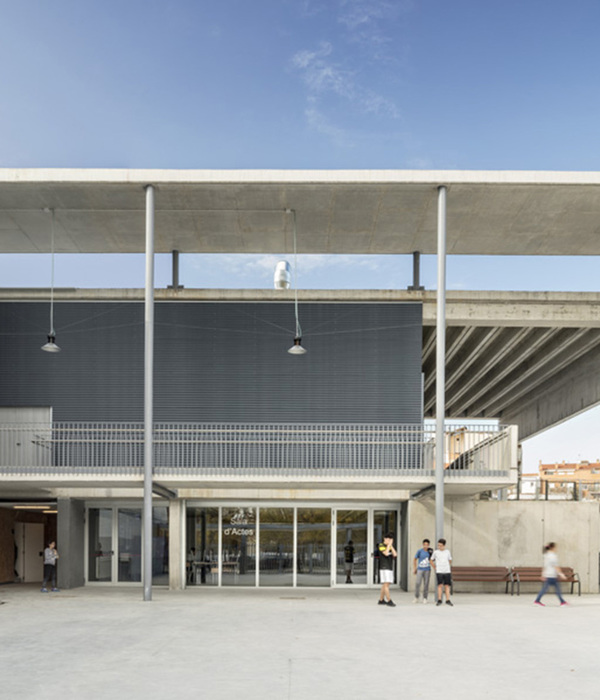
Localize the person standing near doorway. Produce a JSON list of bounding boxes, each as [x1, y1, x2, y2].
[[431, 538, 453, 606], [344, 540, 355, 584], [41, 541, 59, 593], [413, 538, 433, 603], [534, 542, 568, 607], [377, 532, 397, 607]]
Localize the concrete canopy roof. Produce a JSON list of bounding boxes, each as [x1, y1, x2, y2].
[[1, 168, 600, 255]]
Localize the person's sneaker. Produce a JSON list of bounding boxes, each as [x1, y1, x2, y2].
[[560, 601, 569, 607], [378, 599, 387, 605], [423, 598, 428, 604], [40, 588, 48, 593], [51, 588, 60, 592], [534, 601, 545, 607], [413, 597, 419, 604], [436, 600, 442, 606], [446, 600, 454, 606], [386, 600, 396, 607]]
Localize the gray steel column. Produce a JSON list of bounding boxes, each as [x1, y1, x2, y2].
[[407, 251, 425, 290], [435, 185, 447, 544], [168, 249, 182, 289], [143, 184, 155, 601]]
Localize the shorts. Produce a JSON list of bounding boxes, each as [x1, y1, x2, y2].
[[344, 563, 354, 574], [379, 569, 394, 584], [436, 572, 452, 586]]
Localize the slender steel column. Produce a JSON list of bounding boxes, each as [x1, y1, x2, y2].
[[143, 184, 155, 601], [435, 186, 447, 544], [407, 251, 425, 290], [168, 249, 182, 289]]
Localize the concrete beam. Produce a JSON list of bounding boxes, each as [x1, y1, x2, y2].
[[443, 328, 539, 415], [448, 328, 561, 416], [423, 326, 476, 392], [424, 327, 503, 413], [503, 344, 600, 439], [486, 331, 600, 418], [1, 288, 600, 328]]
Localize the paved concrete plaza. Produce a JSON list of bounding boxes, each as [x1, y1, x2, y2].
[[0, 585, 596, 699]]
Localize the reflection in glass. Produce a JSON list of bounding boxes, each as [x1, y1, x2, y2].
[[259, 508, 293, 587], [152, 507, 169, 585], [186, 507, 219, 585], [222, 507, 256, 586], [118, 508, 142, 582], [297, 508, 331, 587], [373, 510, 398, 585], [336, 510, 368, 585], [88, 508, 112, 582]]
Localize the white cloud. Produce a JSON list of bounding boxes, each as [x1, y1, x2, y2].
[[305, 102, 354, 147], [292, 42, 355, 98], [290, 2, 406, 143], [338, 0, 391, 32], [338, 0, 411, 61]]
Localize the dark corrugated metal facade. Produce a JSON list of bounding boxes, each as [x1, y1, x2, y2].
[[0, 301, 422, 424]]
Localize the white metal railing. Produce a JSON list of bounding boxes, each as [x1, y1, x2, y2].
[[0, 422, 516, 479]]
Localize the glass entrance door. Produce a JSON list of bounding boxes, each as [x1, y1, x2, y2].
[[259, 507, 294, 587], [88, 508, 113, 582], [373, 510, 398, 585], [297, 508, 331, 587], [335, 510, 368, 585], [87, 506, 169, 584], [118, 508, 141, 582], [222, 507, 256, 586]]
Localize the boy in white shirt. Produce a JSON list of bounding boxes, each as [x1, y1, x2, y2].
[[431, 538, 453, 606]]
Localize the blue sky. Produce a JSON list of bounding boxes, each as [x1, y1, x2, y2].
[[1, 0, 599, 470]]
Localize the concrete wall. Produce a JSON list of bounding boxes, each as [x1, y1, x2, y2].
[[407, 500, 600, 594], [57, 499, 85, 589]]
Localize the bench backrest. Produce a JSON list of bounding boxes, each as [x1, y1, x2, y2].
[[513, 566, 576, 580], [451, 566, 511, 580]]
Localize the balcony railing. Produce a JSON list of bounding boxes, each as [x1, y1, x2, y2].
[[0, 422, 516, 479]]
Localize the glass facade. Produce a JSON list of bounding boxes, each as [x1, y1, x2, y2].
[[336, 510, 368, 585], [297, 508, 331, 587], [118, 508, 141, 582], [259, 508, 293, 587], [373, 510, 398, 585], [152, 506, 169, 586], [88, 508, 112, 582], [222, 507, 256, 586], [186, 507, 219, 585], [88, 503, 400, 588], [87, 505, 169, 584]]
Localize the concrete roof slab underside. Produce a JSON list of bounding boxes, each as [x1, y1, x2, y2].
[[1, 168, 600, 255]]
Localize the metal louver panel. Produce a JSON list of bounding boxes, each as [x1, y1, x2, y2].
[[0, 301, 422, 424]]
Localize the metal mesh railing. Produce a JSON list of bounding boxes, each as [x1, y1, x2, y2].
[[0, 421, 515, 478]]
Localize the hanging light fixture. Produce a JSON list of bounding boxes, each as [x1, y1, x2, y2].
[[286, 208, 307, 355], [41, 208, 61, 353]]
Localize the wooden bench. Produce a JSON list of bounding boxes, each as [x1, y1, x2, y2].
[[449, 566, 513, 594], [511, 566, 581, 596]]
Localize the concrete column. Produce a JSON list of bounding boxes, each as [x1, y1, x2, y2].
[[57, 498, 85, 589], [169, 499, 185, 590]]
